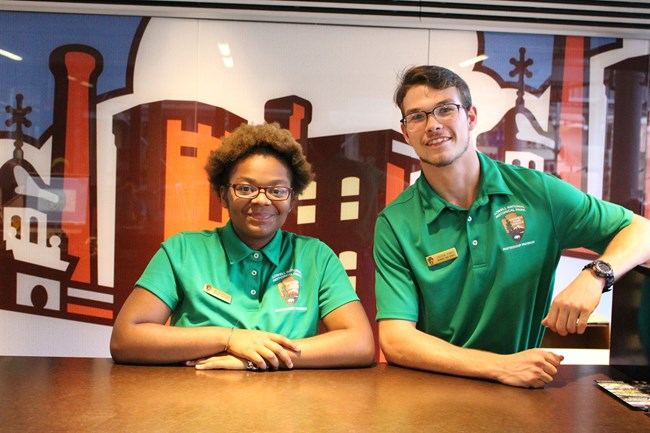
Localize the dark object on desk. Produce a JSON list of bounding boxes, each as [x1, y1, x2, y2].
[[610, 264, 650, 381], [596, 380, 650, 411]]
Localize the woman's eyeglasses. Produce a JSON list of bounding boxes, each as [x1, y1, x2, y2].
[[227, 183, 293, 201]]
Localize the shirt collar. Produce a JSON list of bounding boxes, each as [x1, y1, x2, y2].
[[419, 150, 513, 221], [221, 221, 283, 266], [475, 151, 513, 204]]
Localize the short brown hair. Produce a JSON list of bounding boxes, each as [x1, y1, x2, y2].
[[205, 123, 314, 195], [394, 65, 472, 116]]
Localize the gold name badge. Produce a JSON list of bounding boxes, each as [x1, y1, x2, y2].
[[426, 248, 458, 267], [203, 284, 232, 304]]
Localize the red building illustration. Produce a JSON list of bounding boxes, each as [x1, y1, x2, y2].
[[1, 45, 114, 325]]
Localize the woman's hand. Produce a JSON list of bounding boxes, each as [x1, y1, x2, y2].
[[186, 353, 252, 370], [223, 328, 301, 370]]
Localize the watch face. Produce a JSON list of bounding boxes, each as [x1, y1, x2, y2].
[[587, 260, 614, 292], [595, 261, 613, 274]]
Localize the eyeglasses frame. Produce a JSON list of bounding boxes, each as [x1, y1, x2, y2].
[[400, 102, 465, 130], [226, 183, 294, 201]]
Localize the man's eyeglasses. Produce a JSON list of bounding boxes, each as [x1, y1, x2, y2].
[[400, 103, 463, 131], [227, 183, 293, 201]]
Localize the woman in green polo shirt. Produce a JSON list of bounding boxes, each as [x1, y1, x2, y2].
[[110, 123, 374, 370]]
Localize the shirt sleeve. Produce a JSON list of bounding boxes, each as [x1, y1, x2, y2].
[[314, 241, 360, 319], [373, 213, 420, 322], [135, 242, 181, 311], [544, 173, 634, 253]]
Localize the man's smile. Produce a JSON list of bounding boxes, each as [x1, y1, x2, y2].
[[426, 136, 451, 146]]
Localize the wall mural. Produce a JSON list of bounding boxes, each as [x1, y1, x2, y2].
[[0, 11, 648, 356]]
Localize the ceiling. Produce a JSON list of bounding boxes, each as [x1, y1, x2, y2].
[[1, 1, 649, 38]]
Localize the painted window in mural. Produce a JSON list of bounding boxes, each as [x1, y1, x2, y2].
[[0, 11, 648, 348], [297, 181, 317, 225]]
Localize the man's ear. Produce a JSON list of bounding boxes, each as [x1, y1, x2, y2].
[[467, 105, 478, 131], [400, 123, 412, 146]]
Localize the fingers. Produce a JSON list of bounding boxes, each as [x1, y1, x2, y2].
[[500, 349, 564, 388], [531, 371, 554, 388], [186, 354, 247, 370], [229, 329, 299, 370], [277, 336, 301, 353], [267, 343, 294, 370], [250, 344, 284, 370], [530, 380, 547, 389], [239, 340, 286, 371], [544, 274, 602, 336], [565, 310, 593, 335], [555, 308, 571, 336], [543, 303, 591, 336], [529, 352, 562, 387], [575, 316, 589, 334], [541, 307, 557, 332], [539, 351, 565, 385], [549, 351, 565, 365], [545, 311, 590, 336], [268, 334, 301, 368]]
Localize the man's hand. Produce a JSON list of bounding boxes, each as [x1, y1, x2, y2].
[[542, 271, 602, 336], [224, 329, 301, 370], [495, 349, 564, 388]]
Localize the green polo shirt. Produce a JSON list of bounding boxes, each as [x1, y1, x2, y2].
[[137, 222, 359, 339], [374, 151, 633, 354]]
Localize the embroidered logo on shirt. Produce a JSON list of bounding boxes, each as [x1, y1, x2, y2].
[[501, 212, 526, 242], [277, 276, 300, 306], [495, 205, 536, 251]]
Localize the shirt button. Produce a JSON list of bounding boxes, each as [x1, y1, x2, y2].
[[472, 240, 478, 246], [250, 289, 257, 296], [467, 216, 473, 222], [251, 270, 258, 277], [253, 253, 260, 259]]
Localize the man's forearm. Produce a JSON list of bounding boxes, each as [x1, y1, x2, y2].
[[380, 321, 499, 378], [379, 320, 563, 388], [600, 214, 650, 277]]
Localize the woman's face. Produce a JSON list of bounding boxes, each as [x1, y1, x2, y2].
[[221, 153, 294, 250]]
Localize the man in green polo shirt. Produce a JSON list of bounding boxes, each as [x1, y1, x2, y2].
[[111, 123, 374, 370], [374, 65, 650, 388]]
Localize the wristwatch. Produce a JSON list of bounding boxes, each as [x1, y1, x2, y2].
[[582, 260, 614, 292]]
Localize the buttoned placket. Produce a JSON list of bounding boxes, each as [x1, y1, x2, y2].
[[465, 210, 486, 268], [247, 252, 263, 298]]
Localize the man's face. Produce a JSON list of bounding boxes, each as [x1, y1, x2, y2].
[[400, 85, 477, 169], [221, 153, 293, 250]]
